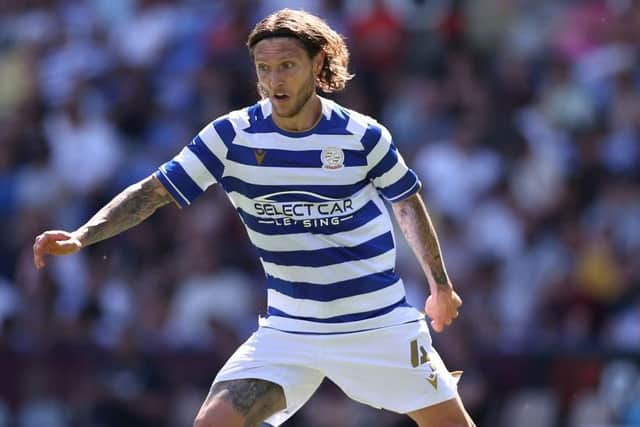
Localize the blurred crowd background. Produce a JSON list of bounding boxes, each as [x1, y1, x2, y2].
[[1, 0, 639, 426]]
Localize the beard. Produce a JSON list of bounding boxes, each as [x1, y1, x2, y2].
[[272, 74, 316, 119]]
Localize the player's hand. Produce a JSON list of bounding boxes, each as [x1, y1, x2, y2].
[[33, 230, 83, 269], [425, 286, 462, 333]]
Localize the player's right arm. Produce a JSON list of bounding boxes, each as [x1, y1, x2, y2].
[[33, 174, 173, 269]]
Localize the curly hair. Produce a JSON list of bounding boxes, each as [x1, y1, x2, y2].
[[247, 9, 354, 95]]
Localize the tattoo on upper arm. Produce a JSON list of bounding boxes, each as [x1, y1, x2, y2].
[[209, 379, 285, 419], [393, 195, 449, 288], [76, 175, 172, 247]]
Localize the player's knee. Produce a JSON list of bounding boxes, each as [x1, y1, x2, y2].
[[413, 416, 474, 427], [444, 417, 476, 427], [425, 420, 473, 427], [410, 402, 475, 427], [193, 397, 244, 427], [195, 379, 284, 427], [193, 412, 210, 427]]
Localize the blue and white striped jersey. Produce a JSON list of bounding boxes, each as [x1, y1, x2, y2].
[[156, 96, 425, 334]]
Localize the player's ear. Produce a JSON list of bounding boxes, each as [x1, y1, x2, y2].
[[313, 51, 325, 77]]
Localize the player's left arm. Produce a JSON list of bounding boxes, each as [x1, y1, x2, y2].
[[392, 192, 462, 332]]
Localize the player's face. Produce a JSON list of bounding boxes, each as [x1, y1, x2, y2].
[[253, 37, 321, 119]]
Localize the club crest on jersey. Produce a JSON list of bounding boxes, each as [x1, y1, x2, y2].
[[321, 147, 344, 170]]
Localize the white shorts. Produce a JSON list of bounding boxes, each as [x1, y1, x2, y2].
[[212, 319, 460, 426]]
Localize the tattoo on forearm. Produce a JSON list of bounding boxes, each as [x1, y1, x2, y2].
[[393, 194, 450, 289], [75, 176, 172, 247]]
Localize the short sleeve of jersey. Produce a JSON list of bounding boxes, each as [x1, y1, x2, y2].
[[155, 118, 232, 208], [363, 123, 422, 203]]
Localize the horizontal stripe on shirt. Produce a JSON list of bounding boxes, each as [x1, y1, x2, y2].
[[261, 249, 396, 285], [245, 212, 388, 251], [222, 159, 366, 186], [233, 132, 367, 151], [267, 280, 406, 318], [226, 145, 367, 168], [257, 232, 394, 267], [258, 305, 424, 334], [221, 176, 370, 201], [266, 297, 410, 323], [266, 269, 399, 301]]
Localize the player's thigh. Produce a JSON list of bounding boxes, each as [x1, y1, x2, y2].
[[205, 327, 325, 426], [408, 395, 475, 427], [195, 378, 286, 427], [322, 320, 459, 413]]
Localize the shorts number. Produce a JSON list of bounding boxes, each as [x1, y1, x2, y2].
[[410, 339, 440, 389], [410, 339, 430, 368]]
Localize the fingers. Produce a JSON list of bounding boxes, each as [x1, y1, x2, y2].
[[454, 295, 463, 308], [427, 307, 460, 332], [425, 290, 463, 332], [431, 314, 457, 332], [446, 305, 460, 324], [33, 234, 47, 269], [32, 230, 78, 269], [41, 230, 73, 241], [444, 308, 457, 326], [33, 250, 44, 269]]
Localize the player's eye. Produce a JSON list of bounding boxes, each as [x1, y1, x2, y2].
[[282, 61, 294, 69], [257, 64, 269, 72]]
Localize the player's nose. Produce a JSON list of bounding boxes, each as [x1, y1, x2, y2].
[[268, 69, 287, 87]]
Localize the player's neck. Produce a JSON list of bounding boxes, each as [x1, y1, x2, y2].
[[272, 94, 322, 133]]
